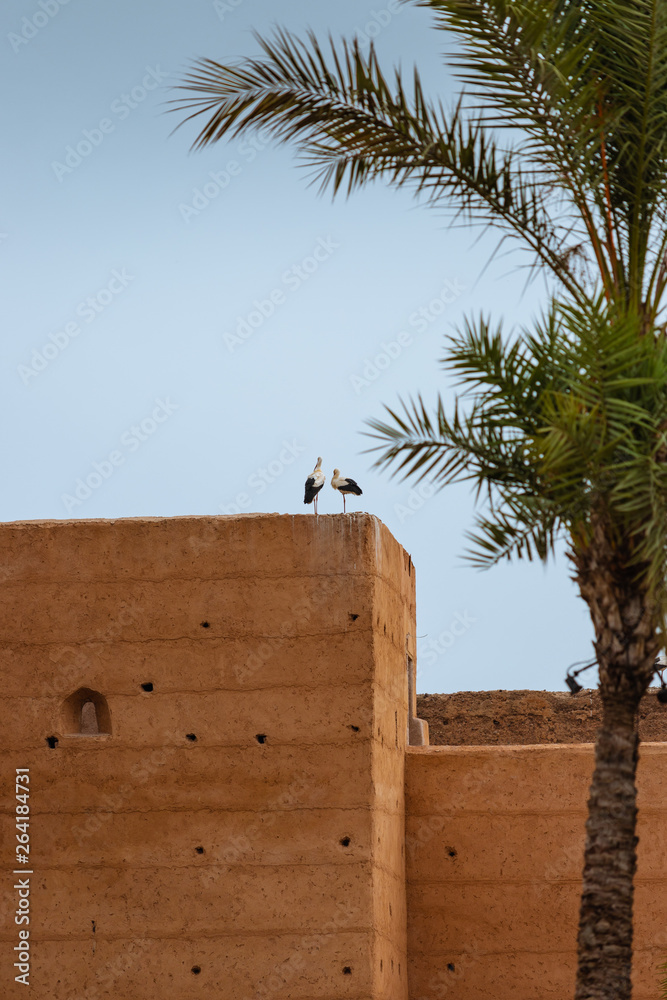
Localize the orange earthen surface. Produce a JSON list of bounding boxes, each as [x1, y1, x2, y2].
[[2, 514, 665, 1000], [405, 744, 667, 1000], [0, 514, 415, 1000]]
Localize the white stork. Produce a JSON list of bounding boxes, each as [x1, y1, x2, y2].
[[331, 469, 363, 513], [304, 457, 325, 514]]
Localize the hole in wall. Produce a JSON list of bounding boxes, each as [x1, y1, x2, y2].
[[186, 733, 197, 742], [343, 967, 352, 975], [339, 836, 351, 847], [493, 719, 500, 726], [200, 621, 210, 629], [380, 959, 383, 971], [141, 682, 154, 692], [195, 846, 205, 854], [62, 688, 111, 735], [46, 736, 58, 749], [255, 734, 267, 744], [349, 725, 359, 732], [389, 904, 392, 916], [348, 613, 359, 622], [448, 848, 458, 858], [191, 965, 201, 975], [447, 963, 455, 972]]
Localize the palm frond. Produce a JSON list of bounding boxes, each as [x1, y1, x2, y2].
[[171, 29, 586, 295], [366, 297, 667, 590]]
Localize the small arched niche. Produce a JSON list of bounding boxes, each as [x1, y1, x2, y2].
[[62, 688, 111, 736]]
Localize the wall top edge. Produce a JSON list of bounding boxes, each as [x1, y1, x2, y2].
[[1, 512, 379, 528], [406, 741, 667, 754]]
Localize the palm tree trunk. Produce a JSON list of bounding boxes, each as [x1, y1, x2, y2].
[[573, 537, 658, 1000], [575, 688, 641, 1000]]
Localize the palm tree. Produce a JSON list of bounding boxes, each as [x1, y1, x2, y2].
[[172, 3, 667, 997]]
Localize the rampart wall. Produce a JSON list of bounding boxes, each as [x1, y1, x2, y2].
[[405, 744, 667, 1000], [1, 514, 665, 1000], [0, 514, 415, 1000]]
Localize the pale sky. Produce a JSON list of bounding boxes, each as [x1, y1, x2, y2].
[[1, 0, 594, 693]]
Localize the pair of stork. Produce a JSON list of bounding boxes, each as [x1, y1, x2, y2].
[[304, 457, 363, 514]]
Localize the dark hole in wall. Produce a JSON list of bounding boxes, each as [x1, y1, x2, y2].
[[186, 733, 197, 742], [200, 622, 210, 629], [348, 613, 359, 621], [340, 836, 351, 847], [255, 734, 267, 744], [448, 848, 458, 858], [447, 963, 455, 972], [46, 736, 58, 749], [343, 967, 352, 975], [191, 966, 201, 975], [141, 682, 154, 692], [349, 724, 359, 732], [195, 846, 205, 854]]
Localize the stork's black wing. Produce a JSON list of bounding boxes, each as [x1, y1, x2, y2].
[[340, 478, 363, 496], [304, 476, 324, 504]]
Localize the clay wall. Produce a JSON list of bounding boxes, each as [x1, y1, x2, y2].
[[405, 744, 667, 1000], [0, 514, 416, 1000], [3, 512, 666, 1000]]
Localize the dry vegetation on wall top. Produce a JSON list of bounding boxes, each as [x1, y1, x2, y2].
[[417, 689, 667, 746]]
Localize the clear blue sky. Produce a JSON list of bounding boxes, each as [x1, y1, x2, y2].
[[1, 0, 594, 693]]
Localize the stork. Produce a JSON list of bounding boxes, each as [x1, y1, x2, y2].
[[331, 469, 363, 513], [304, 457, 325, 514]]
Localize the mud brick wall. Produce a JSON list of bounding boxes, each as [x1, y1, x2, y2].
[[0, 514, 415, 1000], [405, 744, 667, 1000]]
